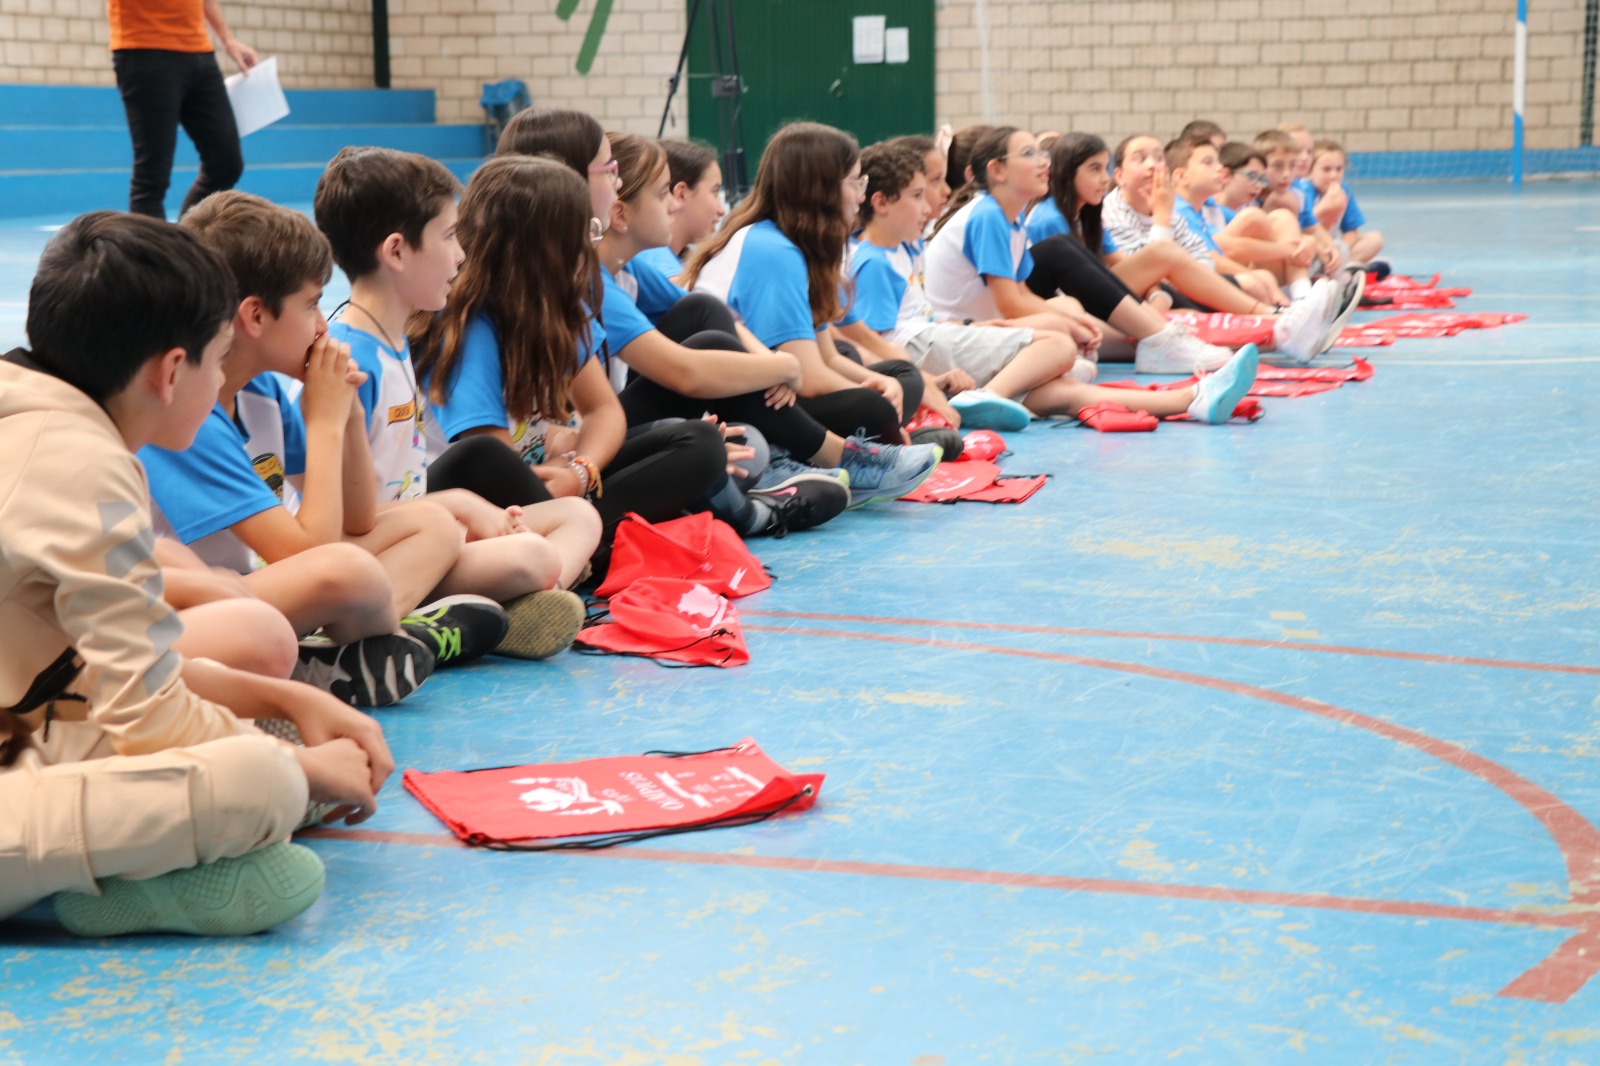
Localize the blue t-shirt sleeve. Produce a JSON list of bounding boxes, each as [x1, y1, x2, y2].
[[1174, 200, 1222, 253], [1292, 179, 1317, 229], [848, 246, 909, 334], [728, 230, 817, 347], [426, 315, 511, 442], [601, 271, 659, 356], [139, 408, 282, 543], [1100, 228, 1119, 255], [963, 202, 1027, 281], [1341, 185, 1366, 232], [327, 321, 384, 424], [1025, 200, 1068, 244], [625, 256, 690, 322]]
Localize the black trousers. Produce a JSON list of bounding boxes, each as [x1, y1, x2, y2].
[[1024, 234, 1137, 321], [112, 49, 244, 219], [426, 422, 727, 565], [799, 358, 924, 444], [617, 293, 830, 460]]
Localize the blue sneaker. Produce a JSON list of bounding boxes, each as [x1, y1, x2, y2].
[[838, 435, 942, 507], [1187, 343, 1259, 424], [753, 449, 850, 493], [948, 389, 1032, 432]]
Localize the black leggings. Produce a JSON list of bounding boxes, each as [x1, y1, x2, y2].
[[1025, 234, 1138, 322], [112, 49, 244, 218], [427, 422, 727, 564], [619, 294, 830, 460], [799, 358, 925, 444]]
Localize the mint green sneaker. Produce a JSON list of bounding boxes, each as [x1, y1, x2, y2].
[[54, 842, 325, 937]]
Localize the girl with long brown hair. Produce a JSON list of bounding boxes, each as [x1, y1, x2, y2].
[[410, 153, 725, 566], [678, 121, 942, 503]]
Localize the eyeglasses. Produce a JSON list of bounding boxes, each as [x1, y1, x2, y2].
[[845, 174, 869, 193], [589, 159, 621, 186], [1240, 170, 1268, 185]]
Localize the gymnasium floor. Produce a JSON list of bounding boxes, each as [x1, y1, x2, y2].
[[2, 182, 1598, 1064]]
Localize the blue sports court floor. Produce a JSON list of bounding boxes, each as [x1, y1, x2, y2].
[[2, 182, 1599, 1063]]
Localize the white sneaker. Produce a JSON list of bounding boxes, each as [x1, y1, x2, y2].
[[1134, 322, 1233, 375], [1271, 278, 1338, 362]]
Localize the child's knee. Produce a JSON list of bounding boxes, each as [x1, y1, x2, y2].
[[303, 543, 392, 608], [1031, 331, 1080, 374], [187, 735, 308, 863], [203, 599, 298, 678]]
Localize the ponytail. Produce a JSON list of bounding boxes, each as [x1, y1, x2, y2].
[[931, 125, 1018, 238]]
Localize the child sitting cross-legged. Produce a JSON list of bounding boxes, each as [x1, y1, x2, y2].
[[1308, 139, 1385, 267], [139, 198, 498, 706], [312, 150, 600, 658], [3, 212, 391, 937]]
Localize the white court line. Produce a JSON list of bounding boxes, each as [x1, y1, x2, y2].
[[1373, 356, 1600, 365]]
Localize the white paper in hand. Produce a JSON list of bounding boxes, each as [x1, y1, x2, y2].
[[225, 55, 290, 137]]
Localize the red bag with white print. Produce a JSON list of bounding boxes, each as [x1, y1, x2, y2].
[[596, 512, 770, 600], [403, 737, 824, 850], [576, 577, 750, 667]]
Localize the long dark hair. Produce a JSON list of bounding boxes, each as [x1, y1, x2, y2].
[[931, 125, 1017, 238], [410, 155, 595, 425], [680, 122, 859, 329], [496, 107, 603, 174], [1047, 132, 1109, 255]]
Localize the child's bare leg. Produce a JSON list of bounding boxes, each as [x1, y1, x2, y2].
[[1113, 242, 1271, 315], [1220, 206, 1277, 242], [1346, 230, 1384, 262], [984, 331, 1079, 398], [346, 500, 464, 618], [1234, 269, 1288, 306], [1021, 376, 1198, 419], [176, 599, 298, 679], [1267, 210, 1311, 288], [244, 543, 398, 644], [431, 534, 563, 602], [506, 497, 602, 588]]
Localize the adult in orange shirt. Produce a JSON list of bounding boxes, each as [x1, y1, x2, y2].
[[109, 0, 259, 218]]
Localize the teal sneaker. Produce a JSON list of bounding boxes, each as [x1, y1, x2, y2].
[[54, 842, 325, 937], [1188, 343, 1260, 424], [948, 389, 1032, 432], [838, 435, 942, 507]]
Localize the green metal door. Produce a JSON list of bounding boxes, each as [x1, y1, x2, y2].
[[684, 0, 934, 185]]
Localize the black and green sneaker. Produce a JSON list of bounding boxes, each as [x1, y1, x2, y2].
[[401, 594, 509, 668]]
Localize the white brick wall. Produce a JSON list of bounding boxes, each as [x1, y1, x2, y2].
[[0, 0, 1588, 153]]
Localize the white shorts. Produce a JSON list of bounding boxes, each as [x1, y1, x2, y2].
[[898, 323, 1035, 392]]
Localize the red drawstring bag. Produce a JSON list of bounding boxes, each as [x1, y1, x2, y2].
[[597, 512, 771, 600], [900, 459, 1000, 501], [1076, 401, 1159, 432], [1164, 312, 1277, 347], [403, 737, 824, 850], [1334, 329, 1396, 347], [1257, 359, 1374, 383], [1161, 397, 1265, 423], [963, 475, 1048, 503], [905, 405, 954, 432], [575, 577, 750, 667], [959, 429, 1007, 461]]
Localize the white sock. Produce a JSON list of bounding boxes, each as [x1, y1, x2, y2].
[[1288, 278, 1311, 301]]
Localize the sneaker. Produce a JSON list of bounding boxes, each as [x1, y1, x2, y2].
[[837, 434, 942, 507], [1315, 267, 1366, 355], [1187, 343, 1260, 424], [909, 425, 964, 458], [747, 474, 850, 536], [495, 588, 585, 660], [54, 842, 325, 937], [1271, 277, 1339, 361], [293, 632, 435, 707], [401, 594, 509, 667], [948, 389, 1032, 432], [753, 449, 850, 493], [1134, 321, 1233, 375]]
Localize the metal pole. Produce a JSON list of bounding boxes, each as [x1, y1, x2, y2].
[[1513, 0, 1527, 184], [372, 0, 391, 89]]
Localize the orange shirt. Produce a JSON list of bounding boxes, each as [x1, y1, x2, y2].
[[108, 0, 212, 53]]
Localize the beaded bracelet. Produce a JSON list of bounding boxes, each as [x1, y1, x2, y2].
[[562, 452, 602, 499]]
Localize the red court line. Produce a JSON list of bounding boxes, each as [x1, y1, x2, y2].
[[735, 623, 1600, 1002], [304, 824, 1589, 934], [741, 609, 1600, 677]]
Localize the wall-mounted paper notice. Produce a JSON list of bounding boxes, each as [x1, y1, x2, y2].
[[225, 55, 290, 137], [885, 27, 909, 64], [852, 15, 886, 64]]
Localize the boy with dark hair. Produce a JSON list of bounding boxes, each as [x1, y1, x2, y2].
[[2, 211, 391, 936], [1179, 119, 1226, 148], [140, 193, 503, 702], [315, 148, 596, 659]]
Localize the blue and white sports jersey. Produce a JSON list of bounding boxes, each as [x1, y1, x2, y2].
[[1290, 178, 1319, 229], [633, 244, 685, 283], [623, 250, 690, 324], [924, 193, 1032, 322], [1025, 197, 1069, 244], [1172, 197, 1223, 255], [327, 319, 427, 502], [847, 238, 934, 345], [692, 219, 818, 348], [422, 310, 598, 468], [140, 373, 306, 572], [600, 267, 659, 390]]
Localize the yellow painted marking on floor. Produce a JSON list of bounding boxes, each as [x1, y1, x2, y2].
[[1269, 611, 1306, 621], [1281, 628, 1322, 640]]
